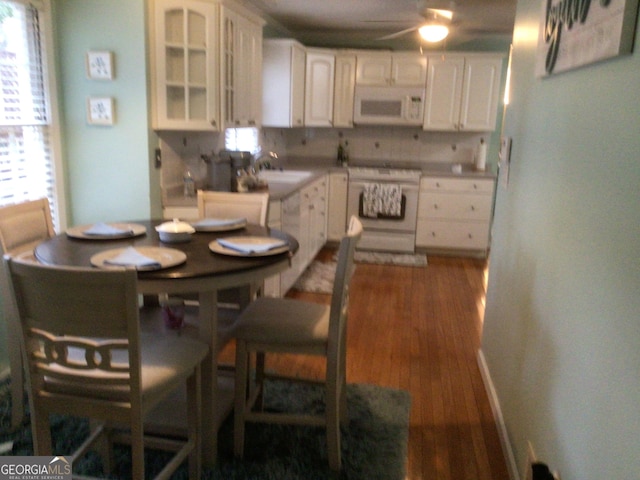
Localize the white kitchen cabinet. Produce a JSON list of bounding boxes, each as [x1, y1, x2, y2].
[[304, 49, 335, 127], [220, 4, 264, 128], [278, 175, 328, 294], [356, 52, 427, 86], [416, 176, 495, 254], [262, 39, 306, 128], [300, 176, 327, 260], [333, 54, 356, 128], [423, 54, 503, 132], [327, 171, 348, 240], [151, 0, 220, 131]]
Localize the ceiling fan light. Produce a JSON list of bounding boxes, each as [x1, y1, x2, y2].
[[419, 24, 449, 42]]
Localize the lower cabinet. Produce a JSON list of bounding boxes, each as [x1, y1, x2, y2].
[[416, 176, 495, 254], [327, 171, 348, 241], [266, 175, 328, 296]]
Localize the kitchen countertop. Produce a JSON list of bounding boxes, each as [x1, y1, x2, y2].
[[163, 159, 496, 208]]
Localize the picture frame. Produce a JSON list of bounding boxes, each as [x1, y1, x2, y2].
[[87, 97, 115, 125], [535, 0, 640, 76], [86, 51, 114, 80]]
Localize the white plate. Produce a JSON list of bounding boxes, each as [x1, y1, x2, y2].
[[209, 236, 289, 257], [190, 217, 247, 232], [67, 223, 147, 240], [90, 246, 186, 271]]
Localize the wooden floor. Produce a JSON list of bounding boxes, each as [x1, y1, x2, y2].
[[221, 249, 510, 480]]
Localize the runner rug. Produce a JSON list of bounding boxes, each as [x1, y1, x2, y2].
[[294, 251, 427, 294]]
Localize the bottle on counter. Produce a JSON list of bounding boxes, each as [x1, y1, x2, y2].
[[183, 168, 195, 197], [337, 140, 344, 165], [342, 140, 350, 167]]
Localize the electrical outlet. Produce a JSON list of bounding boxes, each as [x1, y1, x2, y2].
[[523, 441, 537, 480]]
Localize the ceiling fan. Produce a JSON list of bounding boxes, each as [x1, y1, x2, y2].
[[374, 1, 456, 43]]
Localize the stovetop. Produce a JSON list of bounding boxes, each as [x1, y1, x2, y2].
[[348, 166, 422, 182]]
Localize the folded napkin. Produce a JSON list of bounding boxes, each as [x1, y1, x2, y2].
[[104, 247, 161, 268], [84, 222, 133, 236], [217, 238, 286, 254], [192, 217, 246, 228]]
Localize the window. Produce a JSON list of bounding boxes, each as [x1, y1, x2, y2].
[[224, 127, 259, 154], [0, 0, 62, 227]]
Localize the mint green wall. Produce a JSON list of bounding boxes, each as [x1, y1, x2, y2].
[[54, 0, 160, 226], [481, 1, 640, 479]]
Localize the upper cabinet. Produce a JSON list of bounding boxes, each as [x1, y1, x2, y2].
[[262, 39, 306, 128], [151, 0, 220, 131], [333, 53, 356, 128], [220, 4, 264, 129], [150, 0, 263, 131], [304, 49, 335, 127], [356, 52, 427, 87], [423, 54, 503, 132]]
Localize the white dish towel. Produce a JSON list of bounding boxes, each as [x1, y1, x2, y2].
[[362, 183, 403, 218]]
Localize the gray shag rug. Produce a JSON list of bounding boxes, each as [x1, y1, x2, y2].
[[294, 252, 427, 294], [1, 378, 410, 479]]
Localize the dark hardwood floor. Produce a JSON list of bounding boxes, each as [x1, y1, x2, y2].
[[221, 249, 510, 480]]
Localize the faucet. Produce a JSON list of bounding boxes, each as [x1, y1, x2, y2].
[[253, 151, 278, 171]]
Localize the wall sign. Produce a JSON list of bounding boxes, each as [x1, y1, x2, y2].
[[86, 51, 114, 80], [87, 97, 115, 125], [535, 0, 640, 76]]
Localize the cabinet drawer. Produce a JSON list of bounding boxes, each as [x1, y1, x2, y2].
[[416, 220, 490, 250], [418, 192, 493, 220], [420, 176, 495, 193]]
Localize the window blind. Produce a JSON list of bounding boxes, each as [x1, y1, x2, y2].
[[0, 0, 58, 225]]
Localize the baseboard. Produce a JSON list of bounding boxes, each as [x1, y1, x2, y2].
[[477, 348, 520, 480]]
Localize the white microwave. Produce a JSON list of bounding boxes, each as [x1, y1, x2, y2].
[[353, 86, 425, 126]]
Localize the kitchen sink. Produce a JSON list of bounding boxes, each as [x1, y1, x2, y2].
[[257, 169, 313, 184]]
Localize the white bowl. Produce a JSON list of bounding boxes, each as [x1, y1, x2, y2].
[[155, 219, 195, 243]]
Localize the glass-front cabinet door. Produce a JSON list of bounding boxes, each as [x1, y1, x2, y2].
[[153, 0, 220, 131]]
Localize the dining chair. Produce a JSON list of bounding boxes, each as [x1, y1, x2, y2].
[[197, 190, 269, 226], [0, 198, 56, 429], [196, 190, 271, 338], [231, 215, 362, 471], [3, 254, 208, 480]]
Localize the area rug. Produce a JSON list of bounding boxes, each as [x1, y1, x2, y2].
[[293, 260, 337, 294], [354, 251, 427, 267], [1, 378, 410, 480]]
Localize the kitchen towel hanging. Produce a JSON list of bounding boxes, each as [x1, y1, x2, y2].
[[362, 183, 403, 218]]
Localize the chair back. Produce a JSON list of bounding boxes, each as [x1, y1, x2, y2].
[[0, 198, 55, 256], [327, 216, 362, 366], [4, 255, 143, 403], [197, 190, 269, 226]]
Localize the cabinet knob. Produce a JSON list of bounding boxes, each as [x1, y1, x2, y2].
[[433, 204, 439, 210], [210, 119, 217, 127], [248, 120, 256, 126], [471, 205, 476, 211]]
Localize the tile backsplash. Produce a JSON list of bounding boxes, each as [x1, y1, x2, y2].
[[261, 126, 489, 166]]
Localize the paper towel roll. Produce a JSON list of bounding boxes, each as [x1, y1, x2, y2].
[[475, 140, 487, 171]]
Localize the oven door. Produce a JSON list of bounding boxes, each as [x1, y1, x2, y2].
[[347, 179, 419, 232]]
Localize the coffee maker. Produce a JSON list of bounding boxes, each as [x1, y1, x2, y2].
[[208, 150, 252, 192]]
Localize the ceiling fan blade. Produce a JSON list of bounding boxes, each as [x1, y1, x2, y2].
[[375, 26, 418, 40]]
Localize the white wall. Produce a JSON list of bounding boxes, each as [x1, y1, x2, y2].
[[481, 1, 640, 479]]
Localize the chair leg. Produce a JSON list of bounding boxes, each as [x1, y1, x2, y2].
[[8, 325, 24, 428], [326, 380, 342, 472], [130, 414, 145, 480], [187, 367, 201, 480], [233, 340, 249, 458], [31, 408, 52, 456]]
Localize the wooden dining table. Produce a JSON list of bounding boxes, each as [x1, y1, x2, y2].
[[34, 219, 298, 466]]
